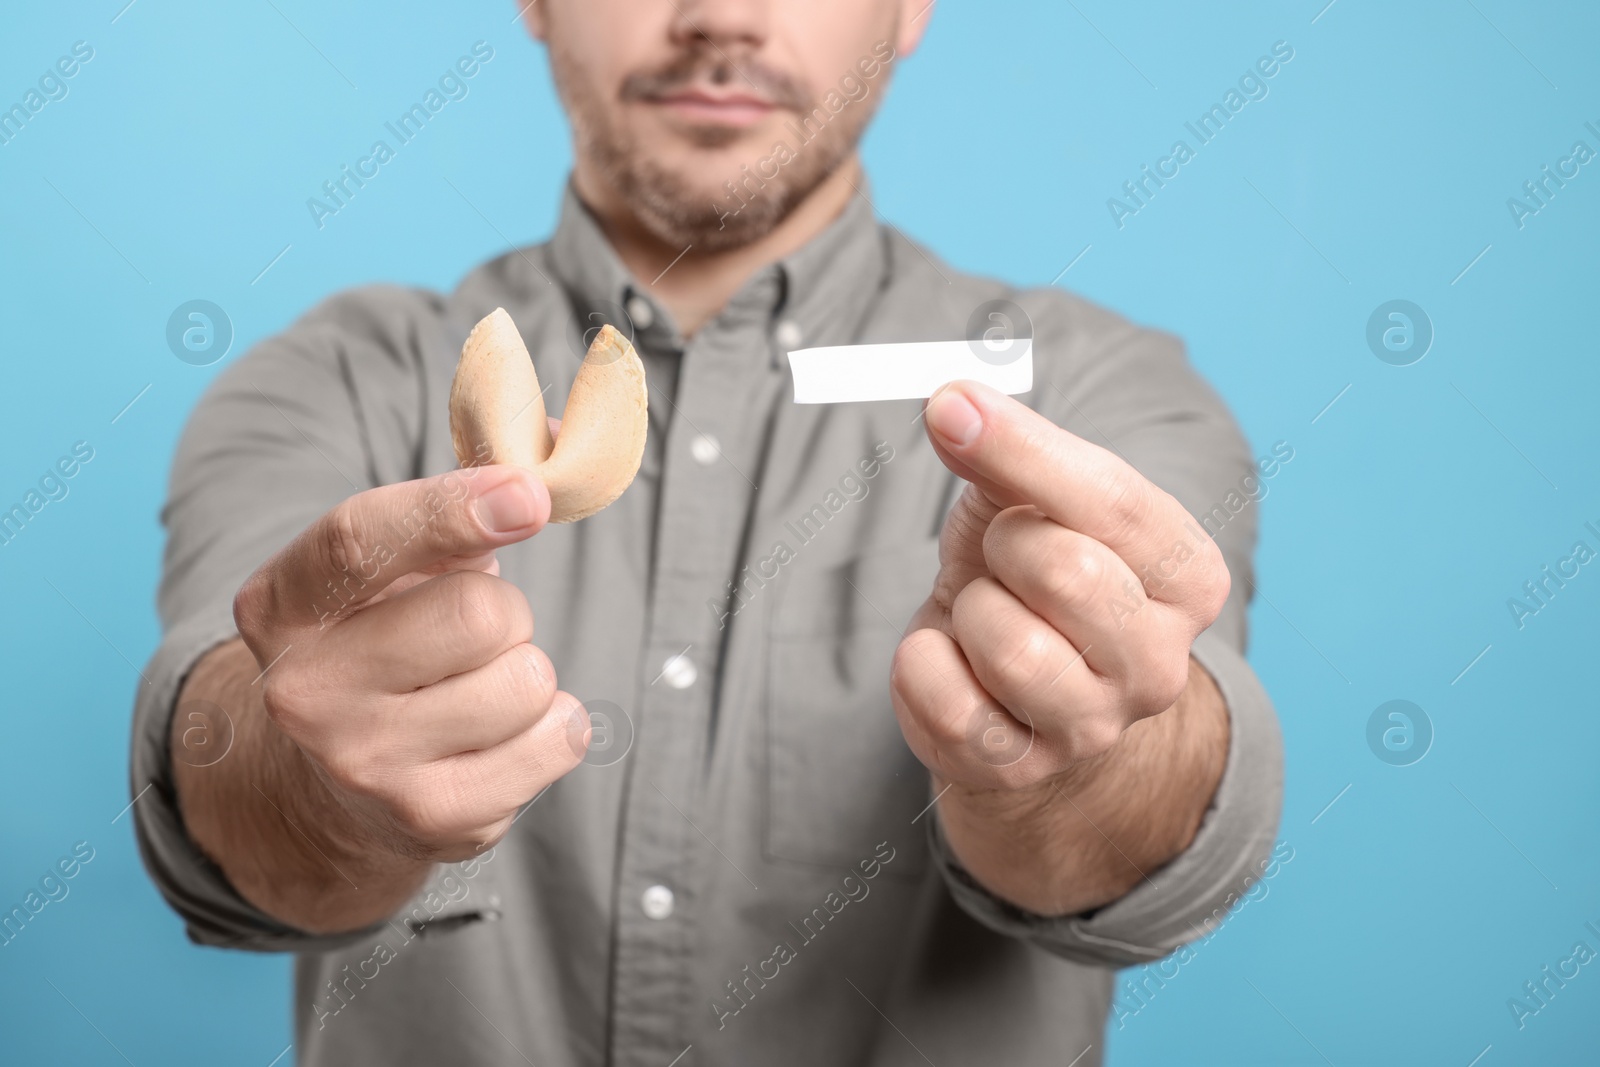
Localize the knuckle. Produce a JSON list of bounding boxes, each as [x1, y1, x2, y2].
[[926, 689, 980, 751], [1044, 546, 1107, 612], [891, 642, 969, 751], [1100, 468, 1154, 538], [1067, 717, 1124, 763], [231, 572, 273, 641], [389, 779, 460, 843], [1017, 421, 1055, 465], [387, 790, 435, 839], [992, 758, 1048, 792], [445, 572, 513, 647], [320, 749, 375, 797], [887, 639, 920, 707], [461, 647, 557, 746], [944, 485, 988, 541], [1161, 659, 1193, 705], [323, 503, 371, 585], [506, 644, 557, 709], [1199, 545, 1233, 620], [888, 630, 941, 693], [1056, 716, 1120, 767], [1135, 657, 1191, 714], [260, 670, 313, 736], [989, 623, 1054, 694]]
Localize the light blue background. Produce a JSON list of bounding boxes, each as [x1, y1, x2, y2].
[[2, 1, 1596, 1063]]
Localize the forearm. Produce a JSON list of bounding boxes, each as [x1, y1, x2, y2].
[[171, 638, 431, 934], [934, 656, 1230, 917]]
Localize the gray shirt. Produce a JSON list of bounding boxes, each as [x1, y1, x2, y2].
[[131, 184, 1283, 1067]]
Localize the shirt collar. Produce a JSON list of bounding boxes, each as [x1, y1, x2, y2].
[[771, 178, 887, 360], [544, 176, 888, 365]]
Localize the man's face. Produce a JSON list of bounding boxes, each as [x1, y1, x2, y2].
[[527, 0, 925, 250]]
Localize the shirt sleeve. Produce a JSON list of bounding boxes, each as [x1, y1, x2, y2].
[[924, 289, 1286, 968], [128, 285, 440, 952]]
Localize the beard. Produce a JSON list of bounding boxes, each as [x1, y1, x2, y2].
[[550, 41, 883, 252]]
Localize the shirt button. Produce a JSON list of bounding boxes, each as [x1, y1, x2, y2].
[[690, 433, 721, 465], [660, 653, 698, 690], [625, 294, 655, 331], [774, 319, 803, 350], [641, 884, 675, 919]]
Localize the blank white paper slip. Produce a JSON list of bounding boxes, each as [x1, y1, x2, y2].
[[785, 339, 1033, 404]]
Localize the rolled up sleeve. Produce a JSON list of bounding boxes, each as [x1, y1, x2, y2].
[[128, 286, 437, 952], [130, 616, 346, 951], [925, 291, 1286, 966], [927, 624, 1283, 966]]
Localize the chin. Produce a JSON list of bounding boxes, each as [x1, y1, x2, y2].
[[638, 139, 764, 200], [596, 113, 833, 250], [662, 155, 752, 199]]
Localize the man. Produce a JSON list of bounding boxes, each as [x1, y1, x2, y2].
[[132, 1, 1283, 1063]]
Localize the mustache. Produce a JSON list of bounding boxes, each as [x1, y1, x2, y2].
[[620, 48, 810, 112]]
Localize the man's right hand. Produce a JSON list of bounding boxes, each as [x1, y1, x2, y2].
[[173, 464, 589, 933]]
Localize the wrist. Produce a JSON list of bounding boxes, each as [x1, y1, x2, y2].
[[930, 657, 1230, 916]]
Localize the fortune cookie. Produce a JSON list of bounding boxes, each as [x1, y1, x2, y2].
[[449, 307, 648, 523]]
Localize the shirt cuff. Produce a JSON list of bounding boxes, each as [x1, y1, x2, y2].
[[127, 612, 394, 954], [925, 624, 1284, 968]]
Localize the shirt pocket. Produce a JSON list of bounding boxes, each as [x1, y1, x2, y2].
[[393, 850, 506, 938], [763, 536, 942, 881]]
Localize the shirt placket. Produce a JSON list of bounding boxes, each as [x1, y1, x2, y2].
[[609, 291, 778, 1067]]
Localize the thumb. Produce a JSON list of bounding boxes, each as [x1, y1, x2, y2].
[[240, 464, 549, 639]]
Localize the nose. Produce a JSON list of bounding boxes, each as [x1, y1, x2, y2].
[[669, 0, 771, 54]]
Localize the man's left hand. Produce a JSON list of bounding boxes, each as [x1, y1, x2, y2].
[[891, 380, 1231, 792]]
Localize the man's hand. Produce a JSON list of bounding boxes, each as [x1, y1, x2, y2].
[[233, 461, 588, 858], [890, 380, 1232, 915], [175, 463, 589, 933]]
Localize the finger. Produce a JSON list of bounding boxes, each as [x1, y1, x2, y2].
[[981, 505, 1175, 681], [928, 482, 1003, 613], [282, 644, 563, 809], [923, 380, 1194, 568], [380, 541, 502, 601], [410, 690, 588, 842], [949, 578, 1119, 753], [889, 626, 1052, 790], [323, 569, 533, 693], [396, 642, 560, 759], [241, 464, 549, 639]]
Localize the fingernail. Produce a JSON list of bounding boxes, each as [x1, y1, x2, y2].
[[475, 475, 538, 532], [927, 387, 982, 447]]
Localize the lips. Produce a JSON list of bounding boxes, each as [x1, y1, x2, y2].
[[648, 89, 776, 128]]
